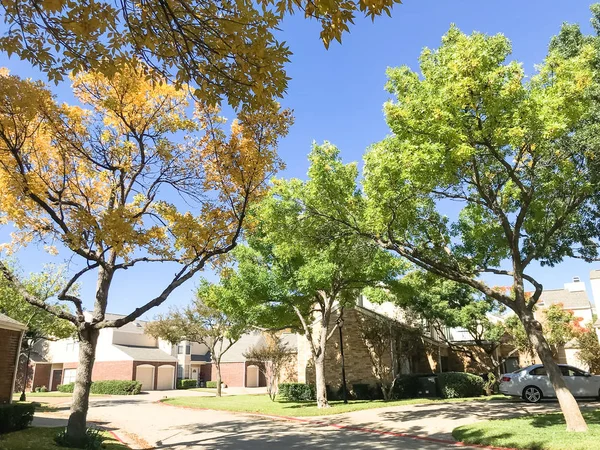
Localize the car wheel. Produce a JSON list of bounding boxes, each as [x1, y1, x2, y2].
[[523, 386, 543, 403]]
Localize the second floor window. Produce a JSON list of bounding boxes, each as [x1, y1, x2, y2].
[[177, 344, 191, 354]]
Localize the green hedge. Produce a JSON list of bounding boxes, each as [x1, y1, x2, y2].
[[205, 381, 227, 389], [177, 379, 197, 389], [437, 372, 484, 399], [58, 380, 142, 395], [391, 374, 422, 399], [278, 383, 316, 401], [0, 403, 35, 434]]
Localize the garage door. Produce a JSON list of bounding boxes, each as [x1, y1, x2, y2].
[[156, 366, 174, 390], [136, 366, 154, 391]]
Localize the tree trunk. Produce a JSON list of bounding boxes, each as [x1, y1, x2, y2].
[[67, 326, 99, 445], [215, 361, 222, 397], [314, 353, 328, 408], [519, 309, 588, 432]]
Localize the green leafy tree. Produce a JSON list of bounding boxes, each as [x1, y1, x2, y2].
[[359, 18, 600, 430], [213, 143, 404, 408], [392, 271, 507, 374], [145, 293, 250, 397], [0, 264, 75, 400], [289, 15, 600, 431], [575, 324, 600, 373]]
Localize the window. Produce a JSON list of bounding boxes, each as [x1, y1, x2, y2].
[[186, 344, 191, 355], [564, 366, 586, 377], [65, 340, 78, 352], [177, 365, 183, 378], [177, 345, 184, 354], [63, 369, 77, 384], [530, 367, 547, 376]]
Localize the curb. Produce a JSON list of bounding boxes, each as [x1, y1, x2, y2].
[[157, 400, 517, 450]]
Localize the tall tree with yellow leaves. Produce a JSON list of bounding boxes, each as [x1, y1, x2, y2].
[[0, 65, 291, 445], [0, 0, 402, 109]]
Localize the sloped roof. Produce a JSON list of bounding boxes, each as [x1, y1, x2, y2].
[[103, 313, 147, 334], [538, 288, 592, 310], [0, 312, 26, 331], [220, 332, 266, 363], [191, 353, 211, 362], [113, 344, 176, 362], [29, 351, 49, 363]]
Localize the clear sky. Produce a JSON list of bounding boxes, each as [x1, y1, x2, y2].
[[1, 0, 599, 318]]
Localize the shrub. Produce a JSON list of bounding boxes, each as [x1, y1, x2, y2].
[[57, 383, 74, 393], [351, 383, 372, 400], [177, 379, 197, 389], [54, 427, 104, 449], [436, 372, 484, 399], [205, 381, 217, 388], [391, 375, 421, 399], [278, 383, 316, 401], [0, 403, 35, 434], [58, 380, 142, 395]]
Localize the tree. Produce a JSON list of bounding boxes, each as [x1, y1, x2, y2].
[[212, 143, 404, 408], [243, 334, 295, 401], [146, 294, 250, 397], [392, 271, 507, 375], [0, 0, 402, 109], [575, 325, 600, 373], [0, 264, 75, 399], [358, 20, 600, 431], [0, 66, 290, 444], [355, 310, 423, 400], [504, 304, 583, 364]]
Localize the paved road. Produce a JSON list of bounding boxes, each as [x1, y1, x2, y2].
[[32, 392, 600, 449]]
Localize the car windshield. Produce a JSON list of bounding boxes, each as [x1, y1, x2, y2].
[[511, 367, 528, 374]]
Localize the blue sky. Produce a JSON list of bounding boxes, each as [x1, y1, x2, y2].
[[1, 0, 599, 318]]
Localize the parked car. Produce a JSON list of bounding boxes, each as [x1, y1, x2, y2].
[[499, 364, 600, 403]]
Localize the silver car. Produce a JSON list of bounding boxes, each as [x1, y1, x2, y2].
[[499, 364, 600, 403]]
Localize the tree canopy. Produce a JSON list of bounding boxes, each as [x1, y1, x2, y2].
[[0, 63, 291, 442], [0, 0, 402, 108], [208, 143, 404, 407], [358, 20, 600, 431]]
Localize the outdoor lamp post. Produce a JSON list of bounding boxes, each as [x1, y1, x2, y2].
[[336, 314, 348, 404]]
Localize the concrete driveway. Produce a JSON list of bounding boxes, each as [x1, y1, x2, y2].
[[32, 393, 600, 449]]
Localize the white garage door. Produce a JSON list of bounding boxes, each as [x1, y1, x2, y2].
[[136, 366, 154, 391], [156, 366, 174, 390]]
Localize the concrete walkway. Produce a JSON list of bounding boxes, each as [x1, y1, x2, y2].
[[31, 393, 600, 449]]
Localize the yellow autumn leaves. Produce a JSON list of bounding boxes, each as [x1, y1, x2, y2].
[[0, 64, 292, 262]]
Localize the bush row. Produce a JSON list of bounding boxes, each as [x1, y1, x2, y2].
[[278, 372, 484, 402], [58, 380, 142, 395], [0, 403, 35, 434], [177, 379, 197, 389], [205, 381, 227, 389], [278, 383, 316, 401]]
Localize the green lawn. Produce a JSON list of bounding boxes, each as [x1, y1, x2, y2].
[[453, 409, 600, 450], [0, 427, 128, 450], [163, 394, 506, 417], [12, 392, 73, 398]]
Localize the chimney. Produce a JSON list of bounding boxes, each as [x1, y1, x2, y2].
[[565, 276, 586, 292]]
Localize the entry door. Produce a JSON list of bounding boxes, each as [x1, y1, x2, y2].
[[51, 370, 63, 391]]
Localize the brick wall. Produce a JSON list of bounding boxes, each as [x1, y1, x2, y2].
[[0, 328, 22, 403], [31, 364, 51, 391], [211, 362, 245, 387], [303, 308, 441, 390]]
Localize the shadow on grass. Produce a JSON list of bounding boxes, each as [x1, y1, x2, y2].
[[454, 427, 547, 450]]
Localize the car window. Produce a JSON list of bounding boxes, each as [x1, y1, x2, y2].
[[566, 367, 586, 376], [530, 367, 547, 376], [559, 366, 570, 376]]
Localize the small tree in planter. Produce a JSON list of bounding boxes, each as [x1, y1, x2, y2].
[[146, 298, 250, 398], [243, 334, 295, 401]]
